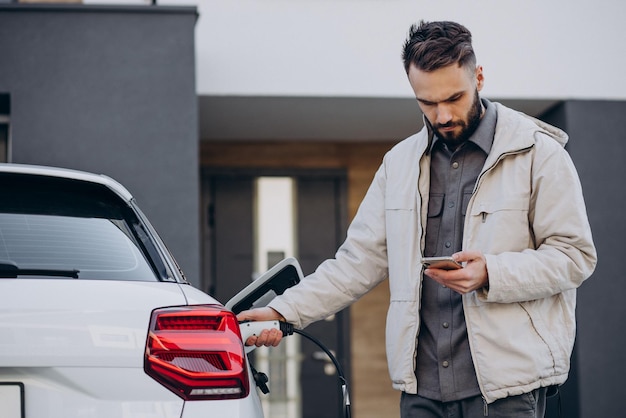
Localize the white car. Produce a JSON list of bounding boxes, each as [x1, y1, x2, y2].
[[0, 163, 302, 418]]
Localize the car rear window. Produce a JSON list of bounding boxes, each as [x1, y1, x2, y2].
[[0, 173, 160, 281]]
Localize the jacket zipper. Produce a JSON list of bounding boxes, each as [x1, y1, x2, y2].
[[414, 164, 428, 390]]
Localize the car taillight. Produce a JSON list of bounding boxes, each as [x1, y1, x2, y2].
[[144, 305, 249, 400]]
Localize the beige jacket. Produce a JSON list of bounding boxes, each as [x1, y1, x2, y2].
[[269, 102, 597, 403]]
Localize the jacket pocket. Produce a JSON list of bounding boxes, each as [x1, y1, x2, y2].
[[385, 193, 418, 302], [519, 296, 571, 376], [470, 196, 528, 217], [466, 301, 557, 393], [469, 195, 531, 252]]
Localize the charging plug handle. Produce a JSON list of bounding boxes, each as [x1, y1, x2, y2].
[[239, 320, 294, 341]]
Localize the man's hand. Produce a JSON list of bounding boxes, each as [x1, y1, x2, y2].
[[423, 250, 489, 294], [236, 307, 285, 348]]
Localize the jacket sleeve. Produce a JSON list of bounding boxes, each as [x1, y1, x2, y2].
[[481, 135, 597, 303], [269, 160, 390, 329]]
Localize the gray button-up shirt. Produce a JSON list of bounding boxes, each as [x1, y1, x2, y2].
[[416, 98, 496, 402]]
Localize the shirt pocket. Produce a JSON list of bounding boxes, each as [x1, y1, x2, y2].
[[461, 192, 473, 216], [428, 193, 445, 217], [424, 193, 444, 256]]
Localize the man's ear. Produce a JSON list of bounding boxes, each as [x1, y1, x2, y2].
[[475, 65, 484, 91]]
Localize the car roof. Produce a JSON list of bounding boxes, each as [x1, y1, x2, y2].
[[0, 163, 134, 202]]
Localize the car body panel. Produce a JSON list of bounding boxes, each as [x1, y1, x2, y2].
[[0, 280, 199, 367], [0, 367, 184, 418]]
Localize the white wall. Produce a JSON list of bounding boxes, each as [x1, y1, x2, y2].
[[159, 0, 625, 100]]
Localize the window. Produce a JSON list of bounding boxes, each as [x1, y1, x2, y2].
[[0, 214, 155, 279], [0, 173, 159, 281]]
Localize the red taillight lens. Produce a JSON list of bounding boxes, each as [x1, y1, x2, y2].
[[144, 305, 249, 400]]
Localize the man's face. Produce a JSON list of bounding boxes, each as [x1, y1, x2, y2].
[[408, 63, 484, 147]]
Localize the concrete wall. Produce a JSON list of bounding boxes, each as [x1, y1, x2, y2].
[[0, 4, 201, 285]]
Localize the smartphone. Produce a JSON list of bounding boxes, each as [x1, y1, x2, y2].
[[421, 256, 462, 270]]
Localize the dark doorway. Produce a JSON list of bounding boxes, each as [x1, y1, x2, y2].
[[202, 168, 350, 418]]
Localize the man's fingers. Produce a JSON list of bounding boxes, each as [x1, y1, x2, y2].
[[424, 267, 477, 295], [236, 307, 284, 323], [236, 309, 257, 322], [243, 328, 284, 347], [252, 329, 283, 347]]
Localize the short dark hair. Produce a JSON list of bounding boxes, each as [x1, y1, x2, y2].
[[402, 20, 476, 74]]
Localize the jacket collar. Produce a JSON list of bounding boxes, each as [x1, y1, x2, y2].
[[491, 102, 569, 153]]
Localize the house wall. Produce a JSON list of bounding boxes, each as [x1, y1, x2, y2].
[[0, 4, 201, 285], [161, 0, 626, 102]]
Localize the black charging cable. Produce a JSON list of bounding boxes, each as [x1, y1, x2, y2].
[[294, 328, 351, 418], [280, 322, 352, 418]]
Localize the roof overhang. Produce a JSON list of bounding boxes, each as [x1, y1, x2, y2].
[[199, 96, 560, 142]]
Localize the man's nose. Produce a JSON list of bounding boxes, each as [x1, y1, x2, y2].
[[436, 104, 453, 125]]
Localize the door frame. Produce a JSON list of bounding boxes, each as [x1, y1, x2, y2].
[[201, 167, 351, 418]]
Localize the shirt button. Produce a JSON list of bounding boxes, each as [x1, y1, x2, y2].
[[445, 242, 451, 248], [448, 201, 455, 208], [442, 322, 449, 328], [442, 361, 450, 368], [452, 162, 459, 169]]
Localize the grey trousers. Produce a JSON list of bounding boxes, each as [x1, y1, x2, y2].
[[400, 388, 547, 418]]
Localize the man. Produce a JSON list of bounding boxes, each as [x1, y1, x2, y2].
[[237, 20, 597, 417]]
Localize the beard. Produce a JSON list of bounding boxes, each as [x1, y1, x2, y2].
[[432, 91, 483, 149]]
